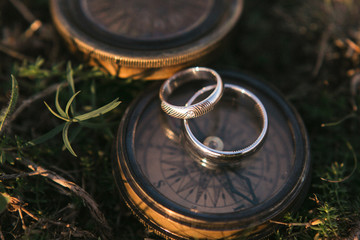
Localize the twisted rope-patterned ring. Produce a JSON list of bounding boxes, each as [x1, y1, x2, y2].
[[159, 67, 223, 119]]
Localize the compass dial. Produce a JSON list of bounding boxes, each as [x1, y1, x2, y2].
[[81, 0, 214, 41], [114, 71, 311, 239], [136, 102, 291, 214]]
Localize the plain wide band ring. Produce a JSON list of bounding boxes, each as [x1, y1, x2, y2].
[[184, 83, 268, 159], [159, 67, 223, 119]]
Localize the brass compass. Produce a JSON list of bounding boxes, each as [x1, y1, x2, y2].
[[113, 71, 311, 239], [50, 0, 243, 79]]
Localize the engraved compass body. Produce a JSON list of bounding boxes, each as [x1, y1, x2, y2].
[[113, 71, 311, 239], [50, 0, 243, 80]]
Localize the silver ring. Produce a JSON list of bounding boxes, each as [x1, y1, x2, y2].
[[183, 83, 268, 160], [159, 67, 223, 119]]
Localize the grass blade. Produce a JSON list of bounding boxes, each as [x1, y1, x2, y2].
[[62, 122, 77, 157], [74, 98, 121, 121], [0, 75, 19, 133], [320, 141, 358, 183], [25, 123, 65, 146], [65, 91, 81, 117], [0, 193, 11, 214], [55, 85, 67, 118]]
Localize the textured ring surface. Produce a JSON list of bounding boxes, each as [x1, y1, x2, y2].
[[183, 83, 268, 161], [159, 67, 223, 119]]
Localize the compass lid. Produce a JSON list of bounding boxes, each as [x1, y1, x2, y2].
[[114, 70, 311, 239], [50, 0, 243, 79]]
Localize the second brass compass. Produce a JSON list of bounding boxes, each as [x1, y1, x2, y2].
[[50, 0, 243, 80]]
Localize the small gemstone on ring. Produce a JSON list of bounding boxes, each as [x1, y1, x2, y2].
[[186, 110, 195, 118]]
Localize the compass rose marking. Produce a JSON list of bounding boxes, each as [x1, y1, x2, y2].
[[216, 174, 239, 204], [165, 170, 187, 183], [242, 170, 262, 179], [243, 170, 272, 183], [154, 180, 166, 189], [162, 144, 185, 157], [233, 204, 245, 211], [208, 177, 221, 207], [195, 171, 212, 204], [213, 184, 221, 207], [176, 177, 197, 194], [231, 170, 259, 205], [184, 187, 196, 201], [97, 9, 127, 28], [161, 160, 186, 169], [224, 173, 257, 205]]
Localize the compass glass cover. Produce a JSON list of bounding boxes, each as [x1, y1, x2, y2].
[[81, 0, 215, 41]]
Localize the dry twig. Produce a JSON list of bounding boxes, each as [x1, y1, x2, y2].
[[6, 195, 97, 239], [312, 25, 333, 77], [0, 171, 45, 180], [350, 73, 360, 111], [346, 39, 360, 54], [7, 195, 39, 231], [8, 82, 60, 124], [0, 226, 5, 240], [9, 0, 42, 38], [347, 221, 360, 240], [0, 43, 34, 61], [17, 157, 113, 240], [270, 219, 323, 228], [36, 218, 97, 239]]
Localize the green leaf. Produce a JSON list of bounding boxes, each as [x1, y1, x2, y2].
[[74, 98, 121, 122], [55, 85, 67, 118], [44, 101, 70, 122], [0, 151, 14, 165], [66, 62, 75, 95], [62, 122, 77, 157], [0, 193, 11, 214], [79, 121, 117, 129], [61, 124, 83, 151], [35, 57, 45, 68], [66, 62, 76, 115], [25, 123, 65, 146], [0, 75, 19, 133], [0, 151, 5, 164], [65, 91, 81, 117]]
